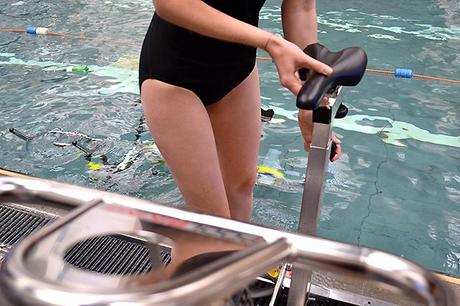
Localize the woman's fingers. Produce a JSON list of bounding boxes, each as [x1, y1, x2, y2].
[[303, 55, 333, 76], [267, 36, 332, 95], [280, 74, 302, 95], [330, 133, 342, 162], [280, 52, 333, 95]]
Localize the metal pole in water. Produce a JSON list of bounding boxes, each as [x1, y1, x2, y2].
[[287, 92, 341, 306]]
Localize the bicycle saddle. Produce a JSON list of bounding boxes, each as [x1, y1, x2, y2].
[[297, 43, 367, 110]]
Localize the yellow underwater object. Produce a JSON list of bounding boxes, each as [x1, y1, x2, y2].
[[257, 165, 285, 178], [89, 158, 286, 175], [267, 266, 281, 280], [257, 165, 285, 186], [87, 162, 103, 171]]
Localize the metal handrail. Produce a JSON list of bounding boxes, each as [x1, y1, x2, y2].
[[0, 177, 457, 306]]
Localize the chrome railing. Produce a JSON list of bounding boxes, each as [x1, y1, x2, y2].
[[0, 177, 457, 306]]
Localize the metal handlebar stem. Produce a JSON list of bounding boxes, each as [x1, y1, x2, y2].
[[287, 87, 343, 306]]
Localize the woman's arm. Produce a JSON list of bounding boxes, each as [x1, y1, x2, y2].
[[281, 0, 318, 48], [153, 0, 271, 49], [153, 0, 332, 95]]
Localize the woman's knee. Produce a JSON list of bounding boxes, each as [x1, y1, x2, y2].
[[226, 170, 258, 197]]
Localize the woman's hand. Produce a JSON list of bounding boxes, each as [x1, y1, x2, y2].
[[265, 34, 332, 95], [268, 36, 340, 161], [298, 108, 342, 162]]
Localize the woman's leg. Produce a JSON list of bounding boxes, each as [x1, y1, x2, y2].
[[141, 79, 231, 218], [206, 66, 261, 222]]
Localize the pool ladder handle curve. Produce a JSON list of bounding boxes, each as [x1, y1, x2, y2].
[[0, 176, 457, 306]]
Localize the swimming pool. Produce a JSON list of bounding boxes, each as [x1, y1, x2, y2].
[[0, 0, 459, 277]]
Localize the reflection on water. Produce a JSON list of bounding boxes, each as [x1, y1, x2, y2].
[[0, 0, 459, 276]]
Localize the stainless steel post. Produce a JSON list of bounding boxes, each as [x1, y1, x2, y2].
[[287, 89, 342, 306]]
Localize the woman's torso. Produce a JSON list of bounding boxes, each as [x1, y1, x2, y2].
[[148, 0, 266, 63]]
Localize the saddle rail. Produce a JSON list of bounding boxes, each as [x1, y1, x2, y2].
[[0, 177, 457, 306]]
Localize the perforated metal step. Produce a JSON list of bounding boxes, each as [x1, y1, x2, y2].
[[0, 204, 54, 262], [64, 234, 171, 275], [0, 204, 170, 275]]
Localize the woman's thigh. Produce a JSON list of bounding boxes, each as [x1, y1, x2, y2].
[[206, 66, 261, 221], [141, 79, 230, 218]]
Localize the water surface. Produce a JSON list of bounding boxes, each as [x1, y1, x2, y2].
[[0, 0, 459, 276]]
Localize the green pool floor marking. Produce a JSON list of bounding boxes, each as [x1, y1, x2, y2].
[[268, 105, 460, 148], [0, 52, 139, 95], [1, 52, 459, 149]]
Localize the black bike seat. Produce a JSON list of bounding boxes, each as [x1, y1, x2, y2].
[[297, 43, 367, 110]]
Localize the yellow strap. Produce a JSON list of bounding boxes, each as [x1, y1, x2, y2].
[[0, 168, 30, 178], [436, 273, 460, 285]]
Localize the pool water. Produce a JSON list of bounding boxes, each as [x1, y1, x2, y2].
[[0, 0, 459, 277]]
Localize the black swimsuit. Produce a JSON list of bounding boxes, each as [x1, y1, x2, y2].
[[139, 0, 266, 106]]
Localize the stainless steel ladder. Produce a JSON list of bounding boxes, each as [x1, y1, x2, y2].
[[0, 176, 457, 306]]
